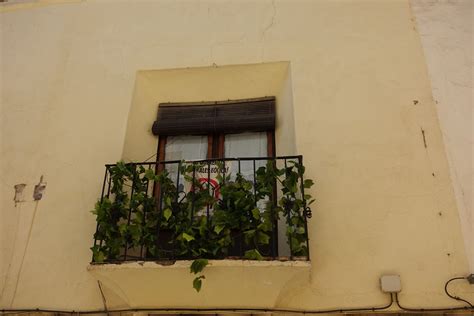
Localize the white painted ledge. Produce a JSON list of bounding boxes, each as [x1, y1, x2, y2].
[[87, 260, 311, 308], [88, 259, 311, 270]]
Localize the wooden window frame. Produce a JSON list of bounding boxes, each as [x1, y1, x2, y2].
[[207, 131, 274, 159], [156, 131, 275, 161]]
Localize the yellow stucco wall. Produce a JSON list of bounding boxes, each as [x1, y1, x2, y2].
[[1, 0, 472, 312], [411, 0, 474, 273], [122, 62, 296, 162]]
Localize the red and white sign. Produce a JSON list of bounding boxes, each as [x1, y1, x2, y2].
[[185, 161, 231, 215]]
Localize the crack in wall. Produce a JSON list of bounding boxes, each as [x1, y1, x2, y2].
[[421, 127, 428, 148], [262, 0, 276, 40], [261, 0, 276, 61]]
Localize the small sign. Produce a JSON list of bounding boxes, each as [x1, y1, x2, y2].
[[184, 161, 231, 215]]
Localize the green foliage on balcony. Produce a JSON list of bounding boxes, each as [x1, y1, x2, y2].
[[90, 159, 314, 291]]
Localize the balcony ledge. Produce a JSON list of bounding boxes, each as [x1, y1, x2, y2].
[[88, 259, 311, 270], [87, 259, 311, 308]]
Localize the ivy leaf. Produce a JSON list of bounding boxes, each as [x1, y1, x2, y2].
[[251, 208, 261, 220], [244, 249, 263, 260], [193, 275, 205, 292], [297, 164, 305, 175], [276, 168, 285, 177], [163, 208, 172, 221], [291, 237, 301, 251], [244, 229, 256, 238], [242, 181, 252, 191], [182, 232, 195, 242], [145, 169, 156, 180], [287, 226, 295, 234], [257, 232, 270, 245], [214, 225, 224, 234], [296, 227, 306, 234], [199, 217, 207, 236], [118, 223, 128, 235], [129, 225, 141, 245], [258, 221, 272, 232], [256, 166, 266, 176], [303, 179, 314, 188], [290, 184, 298, 193], [95, 251, 105, 263], [190, 259, 208, 274], [91, 246, 106, 263], [291, 217, 300, 225]]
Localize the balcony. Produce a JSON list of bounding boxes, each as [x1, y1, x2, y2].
[[90, 156, 314, 264]]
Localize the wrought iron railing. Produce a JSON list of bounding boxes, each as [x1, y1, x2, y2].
[[91, 156, 313, 263]]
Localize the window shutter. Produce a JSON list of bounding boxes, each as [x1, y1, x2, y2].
[[152, 97, 276, 136]]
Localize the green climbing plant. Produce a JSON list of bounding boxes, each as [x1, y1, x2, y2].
[[91, 158, 315, 292]]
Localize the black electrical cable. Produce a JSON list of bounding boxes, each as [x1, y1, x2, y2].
[[444, 276, 474, 308], [1, 293, 394, 315], [3, 276, 473, 315], [391, 275, 474, 313], [395, 292, 474, 313]]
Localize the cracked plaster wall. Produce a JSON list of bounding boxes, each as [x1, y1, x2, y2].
[[1, 0, 472, 310], [410, 0, 474, 272]]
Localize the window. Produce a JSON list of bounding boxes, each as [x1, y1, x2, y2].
[[162, 131, 272, 180], [152, 97, 276, 184], [152, 96, 276, 159], [151, 97, 278, 257]]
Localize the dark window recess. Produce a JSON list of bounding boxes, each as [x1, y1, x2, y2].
[[152, 97, 276, 136]]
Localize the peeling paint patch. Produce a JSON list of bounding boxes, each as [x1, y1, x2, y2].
[[33, 175, 47, 201], [13, 183, 26, 205]]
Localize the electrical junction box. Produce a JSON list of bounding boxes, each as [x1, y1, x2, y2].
[[380, 275, 401, 293]]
